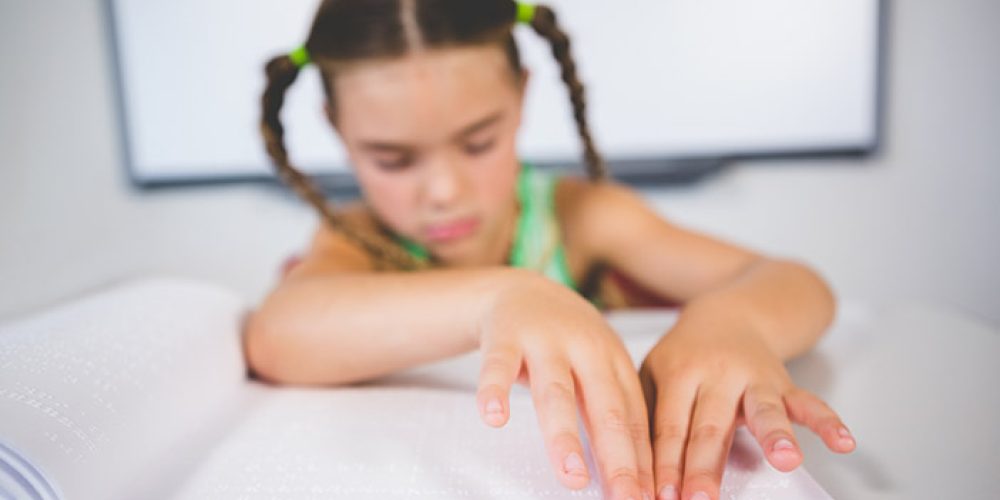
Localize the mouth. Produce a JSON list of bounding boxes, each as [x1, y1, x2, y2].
[[424, 217, 480, 243]]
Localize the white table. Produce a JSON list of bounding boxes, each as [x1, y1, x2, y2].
[[612, 302, 1000, 500], [381, 303, 1000, 499], [777, 302, 1000, 499], [4, 278, 995, 499]]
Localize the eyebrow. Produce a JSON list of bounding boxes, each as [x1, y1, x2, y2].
[[358, 111, 504, 153], [455, 111, 504, 139]]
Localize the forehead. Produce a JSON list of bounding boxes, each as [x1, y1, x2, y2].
[[331, 46, 517, 142]]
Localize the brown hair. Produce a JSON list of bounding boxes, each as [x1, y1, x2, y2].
[[261, 0, 606, 270]]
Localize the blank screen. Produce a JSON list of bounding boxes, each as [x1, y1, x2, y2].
[[108, 0, 881, 183]]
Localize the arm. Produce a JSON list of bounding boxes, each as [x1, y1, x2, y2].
[[565, 181, 850, 500], [244, 220, 531, 385], [245, 222, 657, 499], [246, 265, 528, 385], [572, 181, 834, 360], [678, 258, 835, 361]]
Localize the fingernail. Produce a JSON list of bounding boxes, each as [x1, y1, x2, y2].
[[772, 438, 795, 452], [690, 492, 710, 500], [644, 493, 653, 500], [486, 398, 503, 414], [484, 399, 505, 426], [838, 427, 856, 448], [658, 485, 677, 500], [563, 452, 587, 476]]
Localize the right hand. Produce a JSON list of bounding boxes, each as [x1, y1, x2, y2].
[[475, 271, 654, 500]]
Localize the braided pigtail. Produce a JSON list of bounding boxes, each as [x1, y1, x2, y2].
[[260, 53, 426, 271], [527, 5, 608, 181]]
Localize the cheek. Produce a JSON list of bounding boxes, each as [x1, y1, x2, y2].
[[469, 131, 520, 218], [355, 168, 421, 233], [472, 160, 519, 217]]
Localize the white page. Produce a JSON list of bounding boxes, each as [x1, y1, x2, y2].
[[0, 278, 250, 500], [171, 311, 831, 499], [172, 385, 830, 499], [0, 279, 832, 499]]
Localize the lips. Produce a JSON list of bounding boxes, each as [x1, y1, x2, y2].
[[424, 217, 480, 242]]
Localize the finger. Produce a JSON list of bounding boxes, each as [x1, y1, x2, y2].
[[682, 382, 743, 500], [648, 373, 699, 500], [477, 339, 522, 427], [743, 384, 802, 472], [615, 361, 655, 499], [575, 361, 644, 500], [784, 388, 856, 453], [515, 363, 530, 387], [526, 353, 591, 490]]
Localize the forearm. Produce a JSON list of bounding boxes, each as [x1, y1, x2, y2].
[[683, 258, 836, 361], [244, 267, 535, 385]]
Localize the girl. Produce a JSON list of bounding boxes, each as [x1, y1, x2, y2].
[[245, 1, 856, 499]]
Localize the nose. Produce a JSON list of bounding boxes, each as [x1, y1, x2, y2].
[[422, 157, 466, 209]]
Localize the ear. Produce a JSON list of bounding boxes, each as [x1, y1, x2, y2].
[[513, 68, 530, 126], [517, 68, 530, 100], [324, 101, 339, 131]]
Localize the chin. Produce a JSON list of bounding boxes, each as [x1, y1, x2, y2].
[[429, 238, 487, 267]]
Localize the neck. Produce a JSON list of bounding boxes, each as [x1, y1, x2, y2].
[[487, 197, 521, 266]]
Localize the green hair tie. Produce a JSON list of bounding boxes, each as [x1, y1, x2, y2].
[[516, 2, 536, 24], [289, 45, 311, 68]]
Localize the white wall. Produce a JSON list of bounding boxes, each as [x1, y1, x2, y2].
[[1, 0, 998, 325]]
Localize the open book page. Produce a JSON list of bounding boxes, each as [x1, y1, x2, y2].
[[171, 385, 595, 498], [172, 384, 831, 499], [172, 310, 831, 499], [0, 278, 250, 500], [1, 278, 832, 499]]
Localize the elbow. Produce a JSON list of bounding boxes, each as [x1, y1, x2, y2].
[[241, 309, 360, 386], [800, 260, 837, 327], [242, 310, 287, 384], [243, 310, 317, 385], [783, 258, 838, 341]]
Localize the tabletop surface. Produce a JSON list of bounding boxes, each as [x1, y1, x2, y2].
[[3, 278, 996, 499], [367, 302, 1000, 499], [597, 303, 1000, 499], [787, 302, 999, 499]]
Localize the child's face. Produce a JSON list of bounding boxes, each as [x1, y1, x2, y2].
[[330, 45, 527, 266]]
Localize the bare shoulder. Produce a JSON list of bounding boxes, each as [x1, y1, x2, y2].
[[556, 174, 765, 304], [290, 202, 380, 277], [554, 176, 655, 255]]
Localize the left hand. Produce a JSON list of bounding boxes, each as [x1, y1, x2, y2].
[[638, 305, 856, 500]]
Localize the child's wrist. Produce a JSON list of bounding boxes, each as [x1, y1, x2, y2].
[[472, 267, 601, 347], [473, 268, 566, 346]]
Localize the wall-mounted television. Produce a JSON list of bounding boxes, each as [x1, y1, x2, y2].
[[107, 0, 884, 189]]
